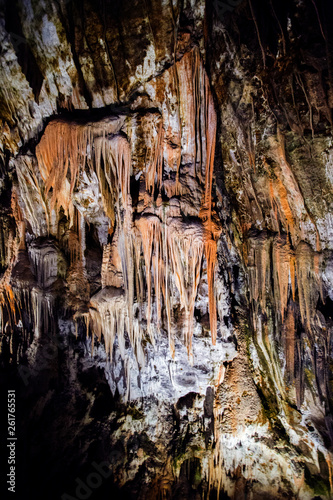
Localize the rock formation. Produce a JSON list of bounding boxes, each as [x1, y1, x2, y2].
[[0, 0, 333, 499]]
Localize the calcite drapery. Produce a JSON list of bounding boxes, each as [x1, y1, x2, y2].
[[3, 48, 221, 365]]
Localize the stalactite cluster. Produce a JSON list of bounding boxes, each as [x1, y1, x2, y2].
[[1, 48, 221, 368]]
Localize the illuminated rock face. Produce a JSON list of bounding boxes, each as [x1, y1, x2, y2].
[[0, 1, 333, 499]]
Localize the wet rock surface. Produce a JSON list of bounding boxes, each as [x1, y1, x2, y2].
[[0, 0, 333, 499]]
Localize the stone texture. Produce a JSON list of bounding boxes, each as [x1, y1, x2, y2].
[[0, 1, 333, 499]]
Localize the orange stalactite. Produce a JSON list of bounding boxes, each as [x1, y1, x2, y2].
[[0, 190, 22, 333], [94, 134, 132, 211], [205, 239, 218, 344], [269, 174, 295, 241], [0, 269, 20, 334], [36, 120, 90, 216], [145, 119, 164, 196], [272, 236, 292, 322], [35, 118, 127, 224], [26, 48, 221, 362], [199, 69, 220, 345]]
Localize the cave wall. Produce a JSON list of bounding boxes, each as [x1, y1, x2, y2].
[[0, 0, 333, 499]]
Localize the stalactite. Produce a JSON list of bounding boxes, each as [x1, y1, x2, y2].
[[200, 63, 220, 345], [284, 302, 296, 383], [247, 233, 270, 324], [31, 287, 53, 338], [167, 219, 204, 357], [35, 117, 123, 224], [117, 224, 135, 342], [89, 287, 128, 362], [15, 155, 49, 236], [94, 134, 131, 210], [269, 177, 295, 241], [161, 214, 174, 358], [295, 241, 320, 331], [135, 215, 162, 339], [272, 235, 292, 322], [94, 153, 115, 230], [205, 239, 218, 344], [13, 47, 221, 364], [133, 214, 206, 358], [28, 241, 62, 288], [247, 232, 322, 334], [89, 286, 144, 366], [0, 190, 22, 335], [36, 120, 89, 215], [145, 118, 164, 196]]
